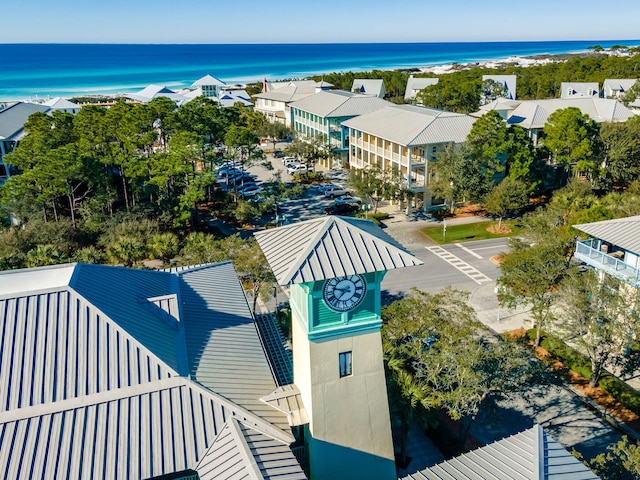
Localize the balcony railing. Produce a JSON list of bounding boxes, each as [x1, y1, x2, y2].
[[575, 239, 640, 287]]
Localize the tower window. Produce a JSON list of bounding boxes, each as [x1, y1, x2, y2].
[[339, 351, 352, 378]]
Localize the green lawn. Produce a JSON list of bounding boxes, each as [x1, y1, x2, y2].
[[421, 219, 521, 244]]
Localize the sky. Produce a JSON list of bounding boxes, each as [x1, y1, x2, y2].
[[2, 0, 640, 44]]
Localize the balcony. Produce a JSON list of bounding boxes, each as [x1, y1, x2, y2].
[[575, 239, 640, 287]]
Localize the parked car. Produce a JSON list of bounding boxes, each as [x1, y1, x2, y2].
[[333, 194, 362, 206], [217, 167, 242, 178], [317, 183, 336, 194], [324, 203, 359, 215], [272, 150, 284, 158], [323, 185, 349, 198], [283, 157, 299, 166], [239, 184, 261, 197], [287, 163, 311, 175]]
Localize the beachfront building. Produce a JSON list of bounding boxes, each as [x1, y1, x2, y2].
[[0, 261, 307, 480], [253, 80, 332, 126], [342, 104, 476, 211], [561, 82, 599, 99], [481, 74, 517, 102], [602, 78, 638, 99], [191, 74, 226, 98], [0, 101, 50, 185], [41, 97, 82, 114], [506, 97, 635, 146], [351, 79, 386, 98], [290, 90, 391, 166], [574, 215, 640, 293], [404, 75, 439, 102], [126, 84, 189, 105], [217, 87, 253, 108], [255, 215, 423, 480]]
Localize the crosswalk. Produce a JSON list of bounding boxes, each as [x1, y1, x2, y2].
[[426, 245, 492, 284]]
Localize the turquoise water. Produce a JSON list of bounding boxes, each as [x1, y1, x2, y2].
[[0, 41, 638, 101]]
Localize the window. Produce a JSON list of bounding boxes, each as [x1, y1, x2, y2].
[[339, 351, 352, 378]]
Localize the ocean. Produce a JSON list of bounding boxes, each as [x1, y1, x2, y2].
[[1, 40, 638, 101]]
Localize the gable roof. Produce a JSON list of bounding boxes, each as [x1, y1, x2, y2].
[[289, 90, 391, 118], [42, 97, 80, 110], [482, 74, 517, 100], [192, 74, 226, 87], [602, 78, 637, 95], [561, 82, 599, 99], [351, 79, 385, 97], [0, 102, 50, 141], [0, 262, 296, 479], [405, 76, 439, 100], [574, 215, 640, 255], [342, 104, 475, 146], [255, 81, 323, 103], [402, 425, 599, 480], [254, 216, 423, 285], [127, 84, 188, 104], [507, 97, 634, 129]]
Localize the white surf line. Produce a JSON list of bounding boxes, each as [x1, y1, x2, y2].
[[426, 246, 492, 284], [455, 243, 483, 259]]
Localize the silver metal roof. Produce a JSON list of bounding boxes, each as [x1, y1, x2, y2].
[[192, 74, 226, 87], [0, 102, 50, 140], [402, 425, 599, 480], [42, 97, 80, 110], [0, 262, 298, 479], [254, 216, 423, 285], [602, 78, 637, 96], [561, 82, 599, 99], [342, 104, 476, 146], [351, 79, 385, 97], [482, 74, 517, 100], [255, 314, 294, 387], [290, 90, 391, 118], [260, 384, 309, 427], [574, 215, 640, 255], [197, 418, 306, 480], [404, 76, 439, 100], [507, 98, 634, 129]]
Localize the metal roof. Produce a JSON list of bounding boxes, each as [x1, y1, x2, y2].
[[42, 97, 80, 110], [260, 385, 309, 427], [0, 262, 299, 479], [254, 216, 423, 285], [127, 85, 188, 105], [402, 425, 599, 480], [351, 79, 385, 97], [255, 314, 294, 387], [574, 215, 640, 255], [342, 104, 476, 146], [482, 74, 517, 100], [290, 90, 391, 118], [192, 75, 226, 87], [602, 78, 637, 95], [404, 76, 439, 100], [197, 418, 306, 480], [507, 98, 634, 129], [0, 102, 50, 140]]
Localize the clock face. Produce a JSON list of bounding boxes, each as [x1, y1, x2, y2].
[[323, 274, 366, 312]]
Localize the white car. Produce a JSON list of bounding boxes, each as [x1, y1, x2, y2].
[[239, 184, 261, 197], [333, 194, 362, 206], [287, 163, 309, 175], [323, 185, 348, 198], [283, 157, 299, 166]]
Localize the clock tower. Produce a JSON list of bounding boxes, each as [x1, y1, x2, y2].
[[255, 216, 423, 480]]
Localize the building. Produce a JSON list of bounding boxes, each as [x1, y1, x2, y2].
[[0, 262, 306, 479], [191, 74, 226, 99], [342, 104, 476, 210], [602, 79, 638, 99], [255, 215, 423, 480], [126, 84, 189, 105], [0, 101, 50, 185], [402, 424, 599, 480], [561, 82, 599, 99], [481, 74, 517, 101], [574, 215, 640, 290], [290, 90, 391, 165], [506, 97, 635, 146], [351, 79, 386, 98], [41, 97, 82, 114], [254, 80, 332, 126], [471, 97, 521, 120], [404, 76, 439, 102]]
